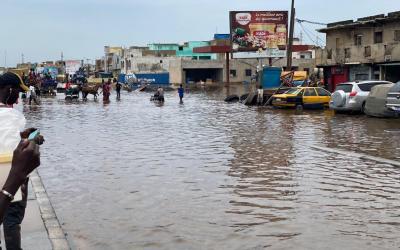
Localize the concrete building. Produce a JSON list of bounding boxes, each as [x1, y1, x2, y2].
[[104, 46, 124, 75], [148, 41, 217, 60], [107, 35, 317, 85], [121, 46, 172, 75], [316, 11, 400, 91]]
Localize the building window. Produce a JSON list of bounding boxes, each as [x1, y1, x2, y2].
[[354, 35, 362, 46], [300, 55, 306, 59], [179, 46, 183, 51], [394, 30, 400, 41], [335, 38, 342, 48], [327, 49, 332, 59], [374, 31, 383, 44], [230, 70, 237, 77], [364, 46, 371, 57], [245, 69, 252, 77], [345, 48, 351, 58]]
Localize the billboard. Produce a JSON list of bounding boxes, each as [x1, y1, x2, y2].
[[230, 11, 288, 52], [65, 60, 82, 74]]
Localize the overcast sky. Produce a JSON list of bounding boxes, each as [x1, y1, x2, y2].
[[1, 0, 399, 67]]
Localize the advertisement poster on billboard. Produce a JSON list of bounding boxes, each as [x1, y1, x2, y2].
[[65, 60, 82, 74], [230, 11, 288, 54]]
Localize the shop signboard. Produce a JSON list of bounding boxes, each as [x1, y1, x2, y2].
[[230, 11, 288, 53]]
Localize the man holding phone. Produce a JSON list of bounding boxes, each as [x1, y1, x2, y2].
[[0, 72, 44, 250]]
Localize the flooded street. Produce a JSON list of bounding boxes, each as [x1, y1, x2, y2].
[[22, 86, 400, 250]]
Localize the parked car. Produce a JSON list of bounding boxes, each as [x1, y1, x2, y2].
[[329, 81, 393, 113], [364, 83, 398, 118], [271, 87, 331, 109], [386, 81, 400, 114]]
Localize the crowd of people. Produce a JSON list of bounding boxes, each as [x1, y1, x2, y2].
[[19, 69, 59, 105]]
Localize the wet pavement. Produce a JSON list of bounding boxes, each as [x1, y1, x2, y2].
[[22, 86, 400, 249]]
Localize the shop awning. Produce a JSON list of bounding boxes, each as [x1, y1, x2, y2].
[[378, 62, 400, 66], [193, 46, 231, 53]]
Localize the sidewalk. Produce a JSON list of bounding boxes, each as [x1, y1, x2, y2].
[[1, 171, 70, 250], [1, 182, 52, 250], [21, 198, 53, 250]]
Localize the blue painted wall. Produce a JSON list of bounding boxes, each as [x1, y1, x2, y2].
[[136, 73, 169, 84], [261, 67, 282, 89]]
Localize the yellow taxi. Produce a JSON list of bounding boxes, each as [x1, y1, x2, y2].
[[272, 87, 331, 109]]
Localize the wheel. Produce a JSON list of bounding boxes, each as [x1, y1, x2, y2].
[[361, 102, 366, 114], [296, 104, 303, 111]]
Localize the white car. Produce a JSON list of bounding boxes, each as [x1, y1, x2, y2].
[[329, 81, 393, 113]]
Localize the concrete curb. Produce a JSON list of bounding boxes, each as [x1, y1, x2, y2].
[[311, 145, 400, 167], [30, 171, 71, 250]]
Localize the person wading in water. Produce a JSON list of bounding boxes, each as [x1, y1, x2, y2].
[[102, 78, 111, 103], [178, 84, 184, 103], [115, 79, 122, 100]]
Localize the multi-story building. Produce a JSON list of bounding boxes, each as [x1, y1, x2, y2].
[[148, 42, 217, 60], [104, 46, 124, 75], [316, 11, 400, 91], [106, 36, 317, 84]]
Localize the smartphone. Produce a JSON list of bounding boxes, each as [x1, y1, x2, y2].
[[28, 130, 40, 141]]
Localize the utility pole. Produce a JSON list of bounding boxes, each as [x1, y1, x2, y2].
[[21, 53, 24, 64], [4, 50, 7, 68], [287, 0, 295, 70], [299, 32, 303, 45]]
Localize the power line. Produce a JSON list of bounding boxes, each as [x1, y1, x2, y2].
[[296, 18, 327, 26], [298, 22, 318, 45]]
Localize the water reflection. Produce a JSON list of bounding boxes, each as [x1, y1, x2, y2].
[[21, 86, 400, 249]]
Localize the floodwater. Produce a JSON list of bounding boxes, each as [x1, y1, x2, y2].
[[22, 85, 400, 250]]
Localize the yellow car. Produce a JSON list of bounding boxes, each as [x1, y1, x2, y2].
[[272, 87, 331, 109]]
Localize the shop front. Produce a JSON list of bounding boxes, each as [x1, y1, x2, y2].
[[380, 63, 400, 83]]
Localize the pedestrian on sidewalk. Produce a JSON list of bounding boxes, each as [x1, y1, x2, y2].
[[0, 72, 43, 250]]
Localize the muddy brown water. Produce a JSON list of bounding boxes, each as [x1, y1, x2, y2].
[[22, 86, 400, 249]]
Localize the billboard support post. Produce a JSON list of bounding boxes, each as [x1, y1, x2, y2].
[[287, 0, 295, 70]]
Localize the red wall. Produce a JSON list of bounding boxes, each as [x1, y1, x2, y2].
[[328, 67, 349, 91]]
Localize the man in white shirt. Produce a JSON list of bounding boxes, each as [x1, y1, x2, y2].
[[28, 85, 38, 105], [257, 85, 264, 105]]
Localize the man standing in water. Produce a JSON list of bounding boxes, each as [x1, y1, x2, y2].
[[115, 79, 122, 100], [178, 84, 184, 103], [28, 84, 39, 105], [0, 72, 44, 250], [257, 85, 264, 105]]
